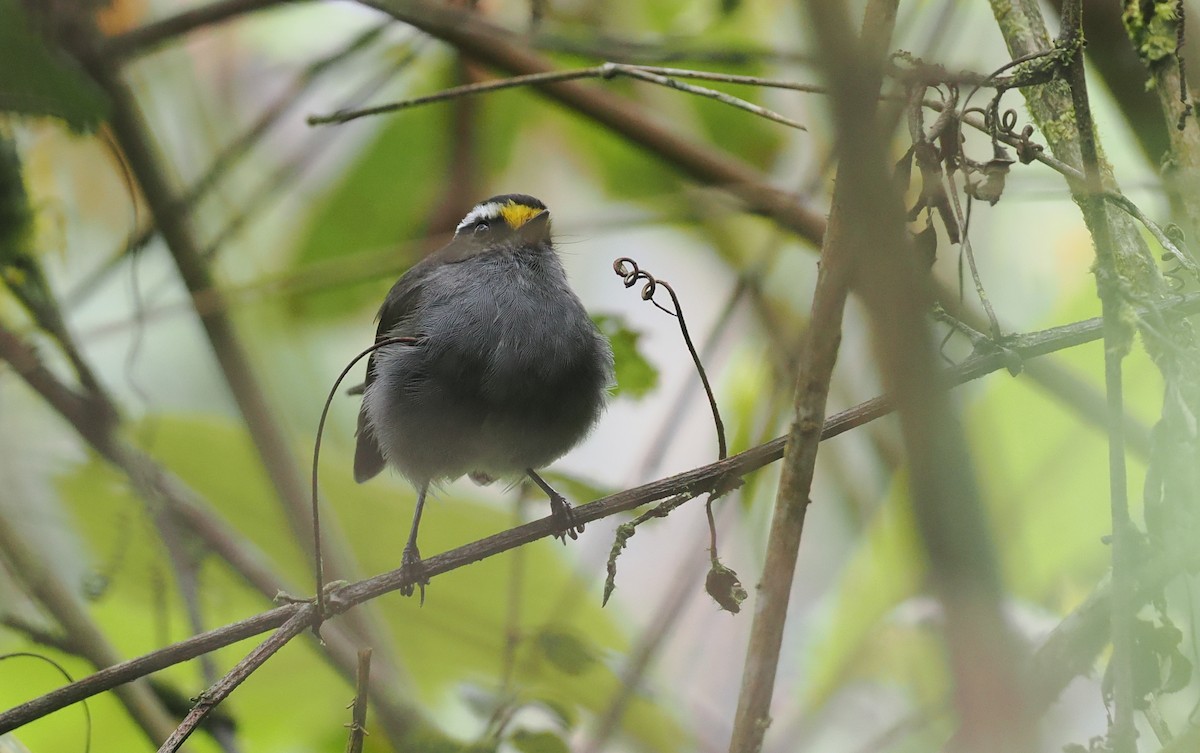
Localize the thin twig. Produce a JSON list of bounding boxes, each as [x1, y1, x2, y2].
[[633, 275, 745, 480], [344, 649, 372, 753], [310, 62, 807, 130], [948, 183, 1003, 340], [157, 608, 313, 752], [612, 64, 807, 131], [309, 68, 597, 124], [611, 256, 730, 591], [352, 0, 827, 244]]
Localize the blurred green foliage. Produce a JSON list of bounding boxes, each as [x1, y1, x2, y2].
[[0, 417, 685, 752], [0, 0, 108, 132]]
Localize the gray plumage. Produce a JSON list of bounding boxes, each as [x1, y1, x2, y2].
[[353, 195, 613, 597]]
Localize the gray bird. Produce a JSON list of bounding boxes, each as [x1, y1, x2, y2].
[[354, 194, 614, 598]]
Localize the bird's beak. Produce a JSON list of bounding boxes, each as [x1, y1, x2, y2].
[[516, 209, 551, 244]]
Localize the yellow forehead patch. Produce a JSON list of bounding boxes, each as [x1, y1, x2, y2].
[[499, 201, 543, 229]]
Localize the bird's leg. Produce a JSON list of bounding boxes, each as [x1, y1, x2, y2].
[[526, 468, 584, 543], [400, 484, 430, 604]]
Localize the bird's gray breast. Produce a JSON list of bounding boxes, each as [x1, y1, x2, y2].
[[366, 249, 612, 481]]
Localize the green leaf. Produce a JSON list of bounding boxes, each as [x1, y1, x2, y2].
[[594, 314, 658, 399], [535, 628, 598, 676], [0, 0, 109, 132], [561, 110, 681, 203], [509, 729, 570, 753], [687, 80, 785, 171]]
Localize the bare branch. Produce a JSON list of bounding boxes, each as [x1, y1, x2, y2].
[[310, 61, 807, 130], [7, 290, 1196, 736], [158, 608, 314, 752], [727, 1, 897, 748]]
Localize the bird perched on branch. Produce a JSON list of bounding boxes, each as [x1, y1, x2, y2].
[[354, 194, 614, 600]]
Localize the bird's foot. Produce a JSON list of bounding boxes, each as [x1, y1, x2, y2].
[[399, 544, 429, 605], [548, 492, 585, 544]]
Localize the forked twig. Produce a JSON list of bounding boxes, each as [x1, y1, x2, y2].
[[309, 62, 807, 131]]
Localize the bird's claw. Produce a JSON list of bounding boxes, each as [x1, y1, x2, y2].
[[399, 544, 429, 605], [549, 493, 585, 544]]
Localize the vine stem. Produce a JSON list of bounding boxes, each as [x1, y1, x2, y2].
[[311, 336, 419, 619]]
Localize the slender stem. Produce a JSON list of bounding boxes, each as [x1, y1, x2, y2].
[[311, 336, 419, 616], [344, 649, 373, 753], [1058, 1, 1135, 749], [725, 98, 857, 753], [310, 61, 806, 130]]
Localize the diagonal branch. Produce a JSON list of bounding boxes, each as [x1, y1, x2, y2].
[[158, 608, 314, 752], [100, 0, 297, 59], [352, 0, 827, 243], [310, 61, 808, 130], [6, 292, 1199, 736]]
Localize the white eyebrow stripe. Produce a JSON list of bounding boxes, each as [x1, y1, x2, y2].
[[456, 201, 504, 232]]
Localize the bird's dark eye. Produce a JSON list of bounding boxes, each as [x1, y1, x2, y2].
[[473, 222, 489, 235]]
